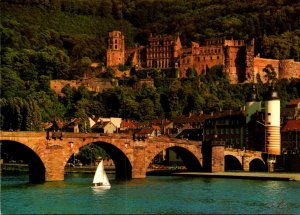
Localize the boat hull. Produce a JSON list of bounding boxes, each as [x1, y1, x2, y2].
[[91, 185, 111, 190]]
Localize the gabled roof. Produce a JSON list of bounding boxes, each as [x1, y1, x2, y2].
[[281, 120, 300, 132], [91, 121, 115, 129]]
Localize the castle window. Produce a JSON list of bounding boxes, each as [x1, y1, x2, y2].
[[115, 45, 117, 49], [217, 56, 219, 60], [115, 39, 118, 43], [210, 56, 213, 60], [198, 57, 200, 62], [203, 57, 206, 60]]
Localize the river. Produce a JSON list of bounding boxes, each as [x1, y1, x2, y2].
[[1, 172, 300, 214]]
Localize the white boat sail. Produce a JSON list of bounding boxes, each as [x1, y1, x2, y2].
[[92, 160, 111, 189]]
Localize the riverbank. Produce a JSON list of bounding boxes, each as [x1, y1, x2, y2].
[[174, 171, 300, 181], [2, 164, 300, 181]]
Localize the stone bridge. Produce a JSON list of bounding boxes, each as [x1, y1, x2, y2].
[[0, 132, 265, 182], [224, 148, 265, 171]]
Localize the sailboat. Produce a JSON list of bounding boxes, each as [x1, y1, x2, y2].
[[91, 160, 111, 189]]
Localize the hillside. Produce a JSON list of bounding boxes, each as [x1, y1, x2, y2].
[[0, 0, 299, 131]]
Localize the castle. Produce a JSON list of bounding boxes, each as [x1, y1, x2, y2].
[[106, 31, 300, 84]]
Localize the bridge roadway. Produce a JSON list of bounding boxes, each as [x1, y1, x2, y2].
[[0, 131, 265, 182]]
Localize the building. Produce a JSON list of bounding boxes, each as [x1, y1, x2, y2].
[[281, 98, 300, 121], [107, 31, 300, 84], [281, 119, 300, 171], [281, 119, 300, 155], [146, 33, 182, 70], [91, 121, 117, 134], [203, 110, 246, 148]]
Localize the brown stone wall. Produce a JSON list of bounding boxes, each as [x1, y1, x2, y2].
[[50, 79, 115, 95], [253, 58, 279, 83], [279, 59, 300, 79]]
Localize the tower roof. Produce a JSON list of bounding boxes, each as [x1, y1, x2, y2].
[[267, 86, 279, 100], [247, 85, 259, 102]]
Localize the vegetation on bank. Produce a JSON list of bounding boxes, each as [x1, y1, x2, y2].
[[0, 0, 300, 131]]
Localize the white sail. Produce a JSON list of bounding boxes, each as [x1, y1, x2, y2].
[[93, 160, 103, 184], [92, 160, 111, 189], [102, 169, 110, 186]]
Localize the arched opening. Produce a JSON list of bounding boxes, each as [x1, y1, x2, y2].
[[225, 155, 242, 171], [1, 140, 45, 183], [249, 159, 266, 172], [148, 146, 202, 173], [68, 142, 132, 180]]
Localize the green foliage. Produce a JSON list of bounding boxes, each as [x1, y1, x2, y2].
[[0, 0, 299, 130], [75, 144, 108, 165]]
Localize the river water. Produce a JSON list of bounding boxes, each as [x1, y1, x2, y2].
[[1, 172, 300, 214]]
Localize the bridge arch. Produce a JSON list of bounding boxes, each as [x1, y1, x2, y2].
[[249, 158, 266, 172], [225, 155, 243, 171], [1, 140, 45, 182], [75, 141, 132, 179], [145, 145, 202, 174]]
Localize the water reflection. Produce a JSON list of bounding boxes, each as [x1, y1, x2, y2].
[[92, 187, 110, 196]]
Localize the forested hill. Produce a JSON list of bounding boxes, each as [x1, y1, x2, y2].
[[1, 0, 300, 63], [1, 0, 299, 131]]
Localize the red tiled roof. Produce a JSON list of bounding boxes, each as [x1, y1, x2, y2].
[[281, 120, 300, 132], [121, 120, 138, 129], [152, 125, 161, 130], [287, 98, 300, 107], [138, 128, 154, 135]]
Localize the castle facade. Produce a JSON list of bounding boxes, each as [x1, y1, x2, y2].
[[106, 31, 300, 84]]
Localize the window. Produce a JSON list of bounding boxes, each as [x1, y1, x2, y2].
[[115, 45, 117, 49]]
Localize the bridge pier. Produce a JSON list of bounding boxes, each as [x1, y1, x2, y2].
[[131, 145, 147, 179], [211, 141, 225, 172], [242, 156, 250, 171]]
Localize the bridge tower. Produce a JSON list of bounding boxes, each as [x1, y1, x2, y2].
[[245, 85, 261, 123], [265, 87, 281, 171]]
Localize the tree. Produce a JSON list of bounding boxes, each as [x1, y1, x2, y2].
[[0, 67, 26, 98], [263, 64, 277, 86]]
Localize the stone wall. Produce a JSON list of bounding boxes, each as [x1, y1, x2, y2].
[[50, 79, 116, 96]]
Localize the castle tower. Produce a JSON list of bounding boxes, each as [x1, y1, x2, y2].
[[106, 31, 125, 67], [245, 85, 261, 123], [265, 87, 281, 156]]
